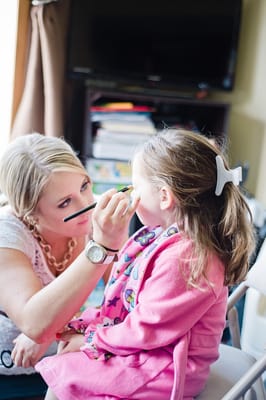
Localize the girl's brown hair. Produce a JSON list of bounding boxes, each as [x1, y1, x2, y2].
[[137, 129, 256, 287]]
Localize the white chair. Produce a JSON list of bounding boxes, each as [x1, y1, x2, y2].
[[196, 238, 266, 400], [240, 238, 266, 366]]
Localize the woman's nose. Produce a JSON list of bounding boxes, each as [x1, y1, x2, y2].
[[78, 193, 95, 211]]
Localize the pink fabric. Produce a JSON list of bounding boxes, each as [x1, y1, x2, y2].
[[36, 225, 227, 399]]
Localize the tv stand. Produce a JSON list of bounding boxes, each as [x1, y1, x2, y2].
[[84, 79, 208, 101]]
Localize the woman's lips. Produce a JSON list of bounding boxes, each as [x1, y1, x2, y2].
[[77, 217, 89, 225]]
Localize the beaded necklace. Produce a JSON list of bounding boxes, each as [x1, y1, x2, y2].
[[29, 223, 77, 274]]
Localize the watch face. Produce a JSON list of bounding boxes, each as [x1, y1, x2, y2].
[[88, 244, 106, 263]]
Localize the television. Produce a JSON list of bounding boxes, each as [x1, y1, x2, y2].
[[67, 0, 242, 93]]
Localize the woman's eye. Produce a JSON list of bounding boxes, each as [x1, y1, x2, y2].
[[81, 181, 89, 192], [58, 198, 71, 209]]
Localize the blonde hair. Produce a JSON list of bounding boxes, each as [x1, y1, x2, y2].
[[0, 133, 89, 219], [136, 129, 256, 287]]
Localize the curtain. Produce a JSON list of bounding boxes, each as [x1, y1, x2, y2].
[[11, 0, 70, 138]]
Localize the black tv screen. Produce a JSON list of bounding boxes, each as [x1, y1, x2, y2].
[[67, 0, 242, 92]]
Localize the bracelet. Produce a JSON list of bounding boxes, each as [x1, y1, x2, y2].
[[101, 244, 119, 253], [92, 239, 119, 253]]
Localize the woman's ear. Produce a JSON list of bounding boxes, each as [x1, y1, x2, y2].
[[159, 186, 176, 210]]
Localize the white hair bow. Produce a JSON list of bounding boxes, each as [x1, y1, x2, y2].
[[215, 155, 242, 196]]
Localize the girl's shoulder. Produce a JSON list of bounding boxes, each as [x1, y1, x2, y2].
[[150, 232, 225, 290]]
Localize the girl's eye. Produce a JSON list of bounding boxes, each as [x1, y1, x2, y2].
[[81, 180, 89, 192], [58, 198, 71, 209]]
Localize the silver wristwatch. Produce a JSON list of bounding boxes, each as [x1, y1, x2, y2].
[[85, 240, 118, 264]]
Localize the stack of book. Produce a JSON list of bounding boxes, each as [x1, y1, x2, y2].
[[90, 102, 156, 161], [86, 157, 132, 195]]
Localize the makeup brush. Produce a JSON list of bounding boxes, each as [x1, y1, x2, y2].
[[63, 186, 132, 222]]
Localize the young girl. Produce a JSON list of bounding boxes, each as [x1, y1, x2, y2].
[[36, 129, 255, 400]]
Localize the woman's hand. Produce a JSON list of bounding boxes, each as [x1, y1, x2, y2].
[[92, 187, 140, 251], [11, 333, 52, 367]]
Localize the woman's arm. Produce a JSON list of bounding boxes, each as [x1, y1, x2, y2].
[[0, 190, 139, 344], [0, 246, 109, 343]]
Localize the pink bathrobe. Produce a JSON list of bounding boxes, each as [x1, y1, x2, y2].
[[36, 225, 227, 399]]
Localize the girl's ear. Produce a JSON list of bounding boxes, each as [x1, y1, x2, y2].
[[159, 186, 176, 210]]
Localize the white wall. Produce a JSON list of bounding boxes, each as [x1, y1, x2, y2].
[[209, 0, 266, 206], [0, 0, 19, 155], [228, 0, 266, 205]]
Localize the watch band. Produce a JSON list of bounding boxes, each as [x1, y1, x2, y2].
[[103, 253, 119, 264]]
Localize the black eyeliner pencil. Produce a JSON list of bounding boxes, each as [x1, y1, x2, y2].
[[63, 186, 131, 222]]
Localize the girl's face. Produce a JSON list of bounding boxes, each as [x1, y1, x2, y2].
[[34, 171, 94, 238], [131, 154, 166, 228]]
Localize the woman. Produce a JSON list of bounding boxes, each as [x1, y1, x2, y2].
[[0, 133, 136, 381]]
